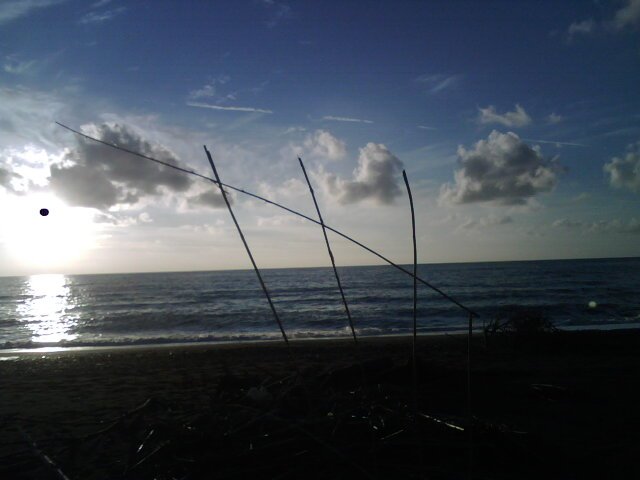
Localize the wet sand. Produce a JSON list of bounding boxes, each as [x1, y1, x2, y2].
[[1, 331, 639, 479]]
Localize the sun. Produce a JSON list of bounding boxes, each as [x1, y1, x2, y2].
[[1, 192, 98, 271]]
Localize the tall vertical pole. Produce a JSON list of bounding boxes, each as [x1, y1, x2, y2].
[[298, 157, 357, 345], [402, 171, 418, 365], [203, 146, 289, 348], [468, 311, 474, 479]]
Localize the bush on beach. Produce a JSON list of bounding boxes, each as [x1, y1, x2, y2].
[[484, 306, 557, 349]]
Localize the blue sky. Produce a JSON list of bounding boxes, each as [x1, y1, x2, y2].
[[1, 0, 639, 275]]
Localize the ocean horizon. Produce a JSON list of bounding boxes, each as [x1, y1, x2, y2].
[[1, 256, 639, 351]]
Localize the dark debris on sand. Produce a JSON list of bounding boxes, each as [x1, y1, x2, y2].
[[2, 331, 640, 479]]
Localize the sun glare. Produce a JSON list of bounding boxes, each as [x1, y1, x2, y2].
[[2, 192, 97, 270], [18, 274, 78, 344]]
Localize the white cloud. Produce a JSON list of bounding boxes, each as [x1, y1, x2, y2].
[[459, 214, 513, 230], [188, 75, 231, 101], [301, 130, 346, 161], [0, 86, 69, 151], [79, 6, 125, 24], [415, 74, 462, 94], [478, 104, 532, 128], [604, 142, 640, 193], [567, 19, 595, 38], [522, 138, 586, 148], [418, 125, 437, 130], [260, 0, 292, 28], [187, 102, 273, 114], [257, 214, 305, 228], [0, 0, 66, 25], [566, 1, 640, 37], [322, 115, 373, 124], [3, 56, 36, 75], [91, 0, 113, 7], [323, 143, 404, 205], [547, 113, 563, 124], [612, 0, 640, 30], [281, 126, 307, 135], [439, 131, 560, 205]]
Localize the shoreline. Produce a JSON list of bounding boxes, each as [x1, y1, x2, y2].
[[2, 324, 639, 358]]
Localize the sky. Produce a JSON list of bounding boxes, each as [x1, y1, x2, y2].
[[1, 0, 640, 276]]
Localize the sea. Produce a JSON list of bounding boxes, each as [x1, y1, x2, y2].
[[1, 257, 639, 351]]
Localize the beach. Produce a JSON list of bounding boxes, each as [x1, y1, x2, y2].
[[1, 330, 640, 479]]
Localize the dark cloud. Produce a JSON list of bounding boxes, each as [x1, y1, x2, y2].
[[187, 189, 228, 209], [49, 123, 193, 210], [0, 165, 20, 192], [439, 131, 560, 205], [323, 143, 403, 205], [604, 142, 640, 193]]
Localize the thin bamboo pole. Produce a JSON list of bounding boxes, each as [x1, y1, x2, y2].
[[55, 122, 478, 318], [203, 145, 289, 348], [467, 311, 474, 479], [298, 157, 357, 344], [402, 171, 418, 362]]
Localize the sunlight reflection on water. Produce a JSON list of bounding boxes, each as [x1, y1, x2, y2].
[[18, 274, 78, 343]]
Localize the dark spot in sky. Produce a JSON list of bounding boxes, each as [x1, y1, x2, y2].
[[39, 208, 49, 217]]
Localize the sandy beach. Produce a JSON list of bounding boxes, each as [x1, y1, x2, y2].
[[1, 330, 640, 479]]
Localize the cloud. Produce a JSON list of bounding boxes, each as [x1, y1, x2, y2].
[[418, 125, 437, 130], [260, 0, 292, 28], [566, 1, 640, 37], [415, 74, 462, 94], [301, 130, 346, 160], [187, 102, 273, 114], [0, 165, 22, 193], [522, 138, 586, 148], [322, 115, 373, 124], [552, 218, 584, 229], [3, 56, 36, 75], [187, 75, 231, 101], [49, 123, 193, 210], [478, 104, 532, 128], [546, 113, 563, 124], [186, 189, 227, 209], [323, 143, 404, 205], [567, 19, 595, 39], [0, 0, 66, 25], [553, 217, 640, 234], [439, 131, 560, 205], [460, 214, 513, 230], [604, 142, 640, 193], [79, 6, 125, 24], [0, 86, 68, 151], [612, 0, 640, 30], [281, 126, 307, 135]]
